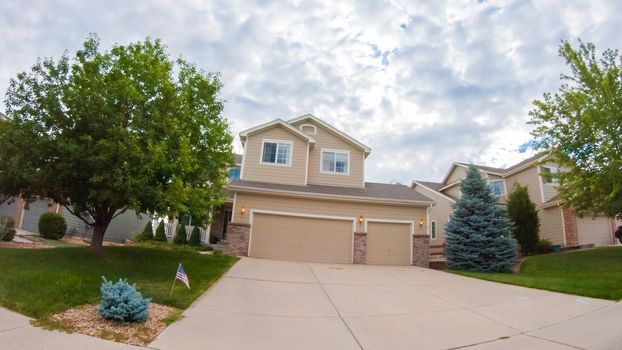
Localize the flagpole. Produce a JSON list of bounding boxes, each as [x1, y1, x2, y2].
[[170, 262, 180, 297]]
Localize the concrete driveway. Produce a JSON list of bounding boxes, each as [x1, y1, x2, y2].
[[151, 257, 622, 350]]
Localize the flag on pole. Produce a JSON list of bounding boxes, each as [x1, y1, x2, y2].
[[175, 263, 190, 289]]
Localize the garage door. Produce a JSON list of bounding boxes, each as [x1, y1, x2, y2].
[[366, 221, 411, 265], [250, 213, 353, 264], [577, 217, 612, 246]]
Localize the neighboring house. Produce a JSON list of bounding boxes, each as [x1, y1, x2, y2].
[[224, 113, 434, 266], [412, 153, 617, 257]]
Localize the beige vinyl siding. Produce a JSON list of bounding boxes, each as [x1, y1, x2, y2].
[[233, 192, 427, 235], [504, 166, 543, 205], [366, 222, 411, 265], [443, 184, 461, 199], [291, 120, 365, 188], [539, 206, 565, 245], [412, 185, 453, 246], [241, 126, 308, 186], [577, 216, 613, 246], [446, 166, 467, 184], [249, 213, 353, 263]]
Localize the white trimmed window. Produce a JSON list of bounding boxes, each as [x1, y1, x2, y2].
[[321, 149, 349, 174], [430, 220, 437, 240], [261, 140, 292, 166], [488, 179, 506, 197], [541, 166, 559, 184]]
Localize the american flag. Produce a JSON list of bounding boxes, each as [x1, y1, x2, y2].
[[175, 263, 190, 289]]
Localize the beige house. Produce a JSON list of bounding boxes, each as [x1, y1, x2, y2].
[[223, 114, 433, 266], [412, 154, 617, 257]]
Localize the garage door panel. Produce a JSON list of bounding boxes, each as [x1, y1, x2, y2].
[[250, 213, 353, 264], [577, 217, 612, 246], [366, 221, 411, 265]]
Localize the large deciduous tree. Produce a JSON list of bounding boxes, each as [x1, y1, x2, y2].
[[529, 40, 622, 219], [445, 166, 517, 272], [0, 35, 233, 253]]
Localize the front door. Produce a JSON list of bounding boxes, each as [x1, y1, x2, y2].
[[222, 210, 232, 239]]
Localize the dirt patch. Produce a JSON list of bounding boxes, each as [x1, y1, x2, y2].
[[0, 241, 51, 249], [47, 303, 180, 346]]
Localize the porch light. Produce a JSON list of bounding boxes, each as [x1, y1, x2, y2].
[[358, 215, 364, 224], [418, 218, 424, 227], [240, 207, 246, 215]]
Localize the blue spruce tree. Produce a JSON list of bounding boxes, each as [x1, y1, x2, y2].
[[445, 165, 517, 272]]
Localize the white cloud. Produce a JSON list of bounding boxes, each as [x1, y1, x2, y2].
[[0, 0, 619, 184]]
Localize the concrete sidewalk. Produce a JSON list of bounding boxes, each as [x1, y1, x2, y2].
[[151, 258, 622, 350], [0, 306, 140, 350]]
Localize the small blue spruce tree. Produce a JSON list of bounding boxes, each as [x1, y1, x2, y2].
[[98, 277, 150, 322], [445, 165, 517, 272]]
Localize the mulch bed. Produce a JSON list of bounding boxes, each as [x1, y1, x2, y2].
[[0, 241, 51, 249], [49, 303, 179, 346]]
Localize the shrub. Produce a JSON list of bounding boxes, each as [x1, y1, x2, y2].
[[139, 221, 153, 241], [173, 224, 187, 244], [188, 226, 201, 246], [153, 221, 167, 242], [38, 212, 67, 240], [0, 215, 16, 242], [98, 277, 150, 323], [533, 239, 554, 254], [507, 183, 540, 255], [209, 235, 220, 244]]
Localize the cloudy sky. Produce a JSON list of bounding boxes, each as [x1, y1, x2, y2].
[[0, 0, 619, 184]]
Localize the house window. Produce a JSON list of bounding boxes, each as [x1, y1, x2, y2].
[[261, 140, 292, 166], [228, 167, 240, 181], [541, 166, 559, 184], [321, 150, 349, 174], [430, 220, 437, 240], [488, 180, 505, 197]]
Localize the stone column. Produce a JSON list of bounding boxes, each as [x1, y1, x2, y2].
[[412, 234, 430, 267], [562, 207, 578, 246], [224, 222, 251, 256], [353, 232, 367, 264]]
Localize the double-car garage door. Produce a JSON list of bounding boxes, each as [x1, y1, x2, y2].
[[249, 212, 412, 265]]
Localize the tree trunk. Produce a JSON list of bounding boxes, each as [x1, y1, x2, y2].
[[89, 223, 109, 254]]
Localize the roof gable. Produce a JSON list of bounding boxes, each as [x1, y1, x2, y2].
[[288, 114, 371, 156], [239, 119, 316, 144]]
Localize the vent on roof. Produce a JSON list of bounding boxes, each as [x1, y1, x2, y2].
[[299, 124, 317, 135]]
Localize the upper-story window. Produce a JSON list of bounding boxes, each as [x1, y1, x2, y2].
[[488, 179, 506, 197], [261, 139, 292, 166], [321, 149, 349, 175], [228, 167, 240, 181], [541, 166, 559, 184]]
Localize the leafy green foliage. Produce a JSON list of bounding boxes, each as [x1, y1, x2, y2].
[[507, 183, 540, 254], [529, 40, 622, 219], [209, 235, 220, 244], [154, 221, 167, 242], [533, 239, 554, 254], [188, 226, 201, 246], [445, 166, 517, 272], [173, 224, 187, 244], [139, 221, 153, 241], [38, 212, 67, 240], [98, 277, 150, 323], [0, 34, 233, 253], [0, 214, 16, 242]]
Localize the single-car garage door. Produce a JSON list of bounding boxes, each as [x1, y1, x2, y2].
[[250, 213, 353, 264], [366, 221, 411, 265], [577, 217, 612, 246]]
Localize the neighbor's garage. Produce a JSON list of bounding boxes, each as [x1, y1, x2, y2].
[[366, 221, 412, 265], [577, 216, 613, 246], [249, 213, 353, 264]]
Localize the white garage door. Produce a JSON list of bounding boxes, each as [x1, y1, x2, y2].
[[366, 221, 412, 265], [249, 213, 353, 264], [577, 217, 613, 246]]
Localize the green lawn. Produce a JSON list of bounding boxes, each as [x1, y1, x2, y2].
[[0, 246, 238, 318], [455, 247, 622, 300]]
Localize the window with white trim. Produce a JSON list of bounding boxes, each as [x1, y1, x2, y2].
[[321, 150, 349, 174], [430, 220, 437, 240], [488, 179, 505, 197], [541, 166, 559, 184], [261, 140, 292, 165]]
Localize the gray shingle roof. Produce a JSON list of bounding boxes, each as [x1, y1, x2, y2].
[[229, 179, 433, 203], [415, 181, 444, 191], [456, 153, 548, 175]]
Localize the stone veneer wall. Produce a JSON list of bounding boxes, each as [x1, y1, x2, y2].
[[224, 223, 251, 256], [412, 234, 430, 267], [563, 207, 579, 246], [353, 232, 367, 264]]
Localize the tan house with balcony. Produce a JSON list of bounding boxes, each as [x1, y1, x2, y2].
[[223, 114, 434, 266], [412, 154, 618, 258]]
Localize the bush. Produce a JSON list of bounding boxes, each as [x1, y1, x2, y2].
[[173, 224, 187, 244], [188, 226, 201, 246], [98, 277, 150, 323], [38, 212, 67, 240], [0, 215, 16, 242], [138, 221, 153, 241], [209, 235, 220, 244], [153, 221, 167, 242], [507, 183, 540, 254], [533, 239, 554, 254]]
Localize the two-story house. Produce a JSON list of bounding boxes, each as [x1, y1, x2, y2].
[[223, 114, 434, 266], [412, 154, 617, 258]]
